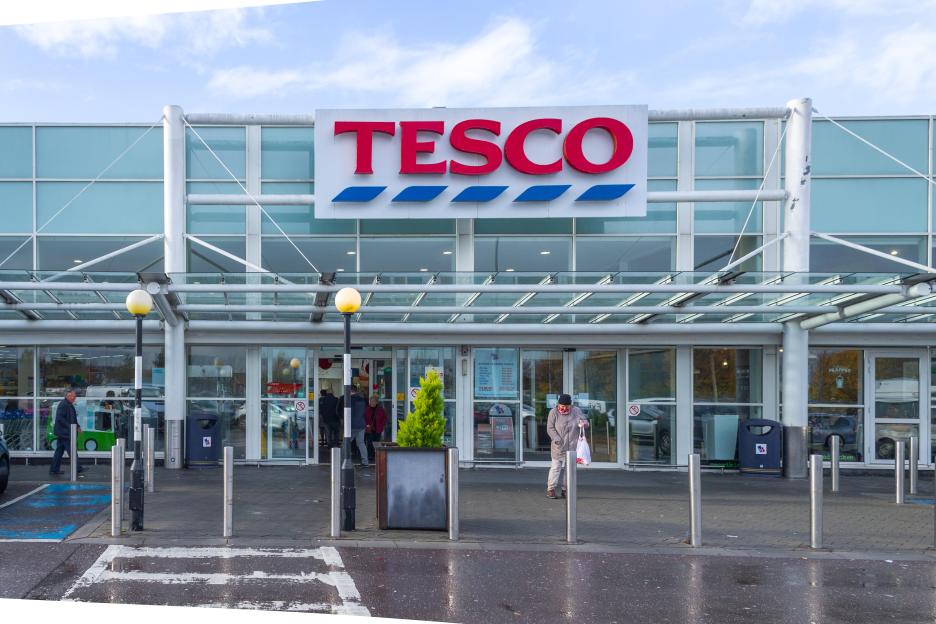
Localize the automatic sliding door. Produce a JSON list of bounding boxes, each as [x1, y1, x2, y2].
[[572, 350, 618, 463], [521, 350, 563, 462], [473, 348, 520, 462], [868, 353, 925, 462]]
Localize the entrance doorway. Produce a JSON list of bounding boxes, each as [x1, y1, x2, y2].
[[866, 351, 929, 463]]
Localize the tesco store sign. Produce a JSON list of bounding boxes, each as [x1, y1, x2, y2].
[[314, 106, 648, 219]]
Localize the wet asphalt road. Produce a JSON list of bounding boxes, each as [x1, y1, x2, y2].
[[3, 542, 936, 623]]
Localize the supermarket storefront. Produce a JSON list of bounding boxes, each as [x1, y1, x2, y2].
[[2, 99, 936, 471]]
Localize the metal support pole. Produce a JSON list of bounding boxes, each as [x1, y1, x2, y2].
[[117, 438, 126, 528], [910, 436, 918, 495], [223, 446, 233, 538], [145, 426, 155, 493], [448, 447, 459, 541], [341, 312, 356, 531], [129, 314, 145, 531], [896, 440, 906, 504], [111, 444, 121, 537], [69, 423, 78, 482], [810, 454, 823, 549], [689, 453, 702, 547], [565, 450, 577, 544], [330, 447, 341, 538], [830, 436, 840, 493]]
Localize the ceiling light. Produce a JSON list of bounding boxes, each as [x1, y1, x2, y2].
[[890, 250, 899, 256], [346, 250, 356, 255], [419, 268, 428, 272], [442, 250, 453, 255], [73, 259, 82, 264], [721, 360, 729, 367], [540, 250, 551, 255], [336, 268, 345, 272], [505, 268, 515, 272]]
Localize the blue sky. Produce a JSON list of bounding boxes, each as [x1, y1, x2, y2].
[[1, 0, 935, 121]]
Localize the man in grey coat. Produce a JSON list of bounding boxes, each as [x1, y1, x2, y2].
[[545, 393, 588, 499]]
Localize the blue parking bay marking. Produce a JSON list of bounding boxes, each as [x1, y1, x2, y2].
[[0, 482, 111, 541]]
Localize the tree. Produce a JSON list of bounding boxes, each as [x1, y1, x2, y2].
[[397, 370, 446, 448]]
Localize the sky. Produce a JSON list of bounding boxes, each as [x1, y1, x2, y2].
[[1, 0, 935, 122]]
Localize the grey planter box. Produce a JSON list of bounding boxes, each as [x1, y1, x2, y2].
[[375, 444, 451, 530]]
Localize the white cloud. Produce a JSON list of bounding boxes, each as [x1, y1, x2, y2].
[[207, 18, 634, 107], [740, 0, 936, 25], [14, 8, 272, 59]]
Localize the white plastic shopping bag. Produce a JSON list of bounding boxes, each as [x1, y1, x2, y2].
[[576, 429, 592, 466]]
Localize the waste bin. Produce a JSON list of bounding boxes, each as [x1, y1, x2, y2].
[[738, 419, 782, 476], [186, 412, 220, 468]]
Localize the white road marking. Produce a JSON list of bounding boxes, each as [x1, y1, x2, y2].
[[0, 483, 49, 510], [63, 544, 371, 616]]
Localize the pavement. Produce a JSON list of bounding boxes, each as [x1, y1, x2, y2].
[[4, 461, 936, 622]]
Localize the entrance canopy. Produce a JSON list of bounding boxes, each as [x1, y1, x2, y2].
[[0, 269, 934, 330]]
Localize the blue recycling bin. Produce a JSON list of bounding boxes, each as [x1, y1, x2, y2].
[[186, 412, 220, 468], [738, 419, 782, 476]]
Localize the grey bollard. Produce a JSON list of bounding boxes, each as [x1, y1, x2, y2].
[[830, 436, 840, 493], [689, 453, 702, 547], [909, 436, 918, 495], [895, 440, 905, 504], [810, 454, 823, 549], [69, 423, 78, 482], [330, 447, 341, 538], [145, 426, 155, 493], [565, 450, 577, 544], [116, 438, 126, 527], [447, 447, 459, 541], [223, 446, 233, 537], [111, 444, 122, 537]]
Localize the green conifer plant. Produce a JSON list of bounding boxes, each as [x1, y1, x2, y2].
[[397, 369, 446, 448]]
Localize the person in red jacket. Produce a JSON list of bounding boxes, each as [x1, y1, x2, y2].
[[364, 393, 388, 460]]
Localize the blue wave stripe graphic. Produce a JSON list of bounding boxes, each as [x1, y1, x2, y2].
[[392, 186, 448, 202], [514, 185, 571, 202], [333, 186, 386, 202], [451, 186, 508, 203], [575, 184, 635, 201]]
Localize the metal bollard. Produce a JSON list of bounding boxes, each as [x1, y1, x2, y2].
[[111, 444, 122, 536], [909, 436, 918, 495], [895, 440, 905, 504], [69, 423, 78, 482], [447, 447, 459, 541], [810, 454, 823, 549], [689, 453, 702, 547], [116, 438, 126, 526], [565, 450, 577, 544], [223, 446, 233, 537], [330, 447, 341, 538], [145, 426, 155, 493], [830, 436, 840, 493]]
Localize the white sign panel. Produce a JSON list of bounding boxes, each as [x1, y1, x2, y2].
[[314, 105, 648, 219]]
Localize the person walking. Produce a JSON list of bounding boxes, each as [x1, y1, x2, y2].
[[50, 390, 84, 476], [318, 389, 339, 448], [545, 393, 587, 499], [364, 393, 388, 460], [338, 385, 368, 466]]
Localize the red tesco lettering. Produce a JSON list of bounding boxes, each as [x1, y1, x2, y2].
[[334, 117, 634, 176]]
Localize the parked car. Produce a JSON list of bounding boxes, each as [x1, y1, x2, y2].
[[808, 412, 860, 453], [0, 435, 9, 494], [628, 398, 674, 461]]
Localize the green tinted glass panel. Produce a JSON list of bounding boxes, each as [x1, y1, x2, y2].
[[37, 182, 163, 233], [261, 237, 356, 273], [695, 121, 763, 177], [576, 179, 676, 234], [812, 119, 928, 176], [359, 219, 455, 235], [648, 122, 677, 177], [187, 237, 246, 273], [811, 236, 925, 272], [0, 182, 32, 232], [260, 182, 354, 234], [475, 218, 572, 235], [187, 182, 245, 234], [261, 127, 314, 180], [186, 126, 246, 180], [694, 178, 763, 233], [575, 237, 675, 272], [360, 237, 455, 272], [474, 237, 571, 272], [694, 235, 762, 271], [812, 178, 927, 233], [36, 126, 162, 179], [0, 127, 32, 178], [0, 236, 32, 270], [37, 236, 163, 271]]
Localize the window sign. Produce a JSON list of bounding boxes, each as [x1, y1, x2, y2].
[[474, 350, 518, 399]]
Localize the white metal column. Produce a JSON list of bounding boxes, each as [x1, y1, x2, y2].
[[762, 118, 781, 272], [456, 346, 473, 464], [246, 347, 261, 461], [676, 120, 694, 271], [763, 345, 779, 423], [675, 346, 693, 467], [163, 105, 186, 469]]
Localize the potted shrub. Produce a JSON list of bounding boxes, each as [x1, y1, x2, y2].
[[375, 370, 452, 530]]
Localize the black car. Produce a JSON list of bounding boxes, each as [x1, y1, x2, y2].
[[0, 436, 9, 494]]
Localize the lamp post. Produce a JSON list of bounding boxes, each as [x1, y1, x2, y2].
[[125, 288, 154, 531], [335, 287, 361, 530]]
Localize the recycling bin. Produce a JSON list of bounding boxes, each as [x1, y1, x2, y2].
[[738, 418, 782, 476], [186, 412, 220, 468]]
